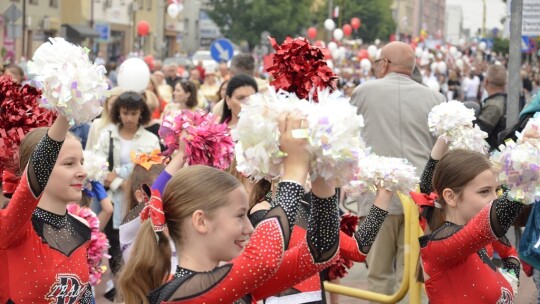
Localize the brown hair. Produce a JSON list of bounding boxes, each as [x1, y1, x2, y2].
[[117, 165, 242, 304], [17, 128, 78, 177], [249, 179, 272, 209], [110, 91, 152, 126], [124, 164, 166, 214], [175, 80, 198, 109], [429, 149, 492, 231]]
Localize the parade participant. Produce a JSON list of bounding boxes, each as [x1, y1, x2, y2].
[[412, 137, 524, 303], [119, 151, 167, 261], [118, 112, 340, 304], [249, 179, 392, 303], [0, 115, 95, 303]]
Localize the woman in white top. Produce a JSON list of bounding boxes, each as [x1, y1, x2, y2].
[[96, 91, 160, 277]]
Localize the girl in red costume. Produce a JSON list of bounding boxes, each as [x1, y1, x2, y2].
[[249, 182, 393, 303], [118, 112, 340, 303], [0, 115, 94, 303], [410, 137, 524, 303]]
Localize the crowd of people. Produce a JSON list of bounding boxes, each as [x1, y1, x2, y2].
[[1, 37, 539, 304]]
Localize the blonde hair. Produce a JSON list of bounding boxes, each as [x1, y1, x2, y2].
[[143, 90, 160, 113], [117, 165, 242, 304], [97, 86, 125, 129]]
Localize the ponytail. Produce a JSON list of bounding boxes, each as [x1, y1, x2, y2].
[[118, 220, 172, 304]]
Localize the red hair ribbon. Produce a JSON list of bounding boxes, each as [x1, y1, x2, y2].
[[130, 149, 166, 170], [409, 192, 440, 231], [2, 170, 20, 198], [409, 192, 440, 209], [140, 187, 165, 234]]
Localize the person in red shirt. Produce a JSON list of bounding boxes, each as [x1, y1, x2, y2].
[[0, 115, 93, 303], [118, 112, 341, 303], [411, 137, 524, 303]]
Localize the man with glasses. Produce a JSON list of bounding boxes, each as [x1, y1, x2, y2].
[[350, 41, 445, 302]]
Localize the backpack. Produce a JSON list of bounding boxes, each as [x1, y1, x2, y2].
[[519, 201, 540, 269]]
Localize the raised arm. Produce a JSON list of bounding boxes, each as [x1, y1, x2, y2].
[[0, 115, 70, 248]]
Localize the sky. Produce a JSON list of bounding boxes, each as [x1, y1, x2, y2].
[[446, 0, 507, 34]]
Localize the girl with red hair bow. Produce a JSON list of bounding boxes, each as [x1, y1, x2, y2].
[[410, 137, 523, 303]]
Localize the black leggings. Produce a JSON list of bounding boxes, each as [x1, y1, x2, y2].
[[104, 218, 123, 275]]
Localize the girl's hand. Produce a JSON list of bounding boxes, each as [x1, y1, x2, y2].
[[374, 183, 393, 211], [278, 111, 310, 185], [431, 136, 449, 160]]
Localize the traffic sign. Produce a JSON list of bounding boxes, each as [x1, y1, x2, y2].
[[4, 4, 22, 22], [521, 35, 537, 53], [94, 22, 110, 42], [210, 38, 234, 63]]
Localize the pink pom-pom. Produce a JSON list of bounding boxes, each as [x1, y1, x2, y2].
[[159, 110, 234, 170], [67, 204, 109, 285]]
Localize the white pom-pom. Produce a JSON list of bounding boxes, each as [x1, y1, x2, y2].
[[344, 154, 419, 199], [490, 140, 540, 204], [306, 89, 368, 186], [232, 87, 308, 181], [428, 100, 489, 154], [28, 37, 109, 124], [83, 150, 108, 183]]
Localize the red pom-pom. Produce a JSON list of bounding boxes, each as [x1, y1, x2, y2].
[[0, 75, 56, 173], [266, 37, 337, 102], [327, 213, 359, 280], [159, 110, 234, 170]]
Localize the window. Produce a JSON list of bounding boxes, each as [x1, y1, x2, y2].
[[146, 0, 152, 10], [50, 0, 58, 7], [29, 0, 38, 4]]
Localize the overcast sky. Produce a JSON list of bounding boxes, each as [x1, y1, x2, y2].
[[446, 0, 507, 34]]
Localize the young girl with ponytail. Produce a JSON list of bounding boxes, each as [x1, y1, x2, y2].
[[411, 137, 524, 303], [118, 112, 341, 303]]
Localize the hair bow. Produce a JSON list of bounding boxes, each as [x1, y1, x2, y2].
[[409, 191, 441, 231], [2, 170, 20, 198], [139, 184, 165, 239], [130, 149, 166, 170]]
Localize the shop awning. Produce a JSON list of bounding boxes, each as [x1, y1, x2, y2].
[[62, 24, 99, 38]]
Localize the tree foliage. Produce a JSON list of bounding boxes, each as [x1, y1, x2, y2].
[[316, 0, 396, 42], [206, 0, 315, 49]]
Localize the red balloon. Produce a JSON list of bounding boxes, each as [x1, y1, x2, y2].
[[343, 24, 352, 36], [307, 27, 317, 40], [137, 20, 150, 36], [351, 17, 361, 30], [358, 49, 369, 60]]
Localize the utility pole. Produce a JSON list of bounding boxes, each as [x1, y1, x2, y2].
[[482, 0, 487, 37], [507, 0, 523, 128], [22, 0, 26, 58]]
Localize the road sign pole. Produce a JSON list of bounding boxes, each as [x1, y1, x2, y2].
[[508, 0, 523, 128]]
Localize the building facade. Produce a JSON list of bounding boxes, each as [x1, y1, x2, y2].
[[445, 5, 463, 44]]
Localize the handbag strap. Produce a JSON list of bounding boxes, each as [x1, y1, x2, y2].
[[108, 131, 114, 171]]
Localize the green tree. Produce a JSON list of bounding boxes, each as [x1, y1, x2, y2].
[[317, 0, 396, 42], [493, 38, 510, 55], [207, 0, 315, 50]]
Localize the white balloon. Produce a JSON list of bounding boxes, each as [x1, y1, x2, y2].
[[436, 52, 443, 59], [440, 46, 447, 53], [167, 4, 179, 18], [376, 48, 382, 59], [367, 45, 377, 58], [333, 28, 344, 41], [327, 41, 338, 52], [437, 61, 447, 74], [457, 51, 463, 58], [459, 38, 466, 46], [360, 58, 372, 72], [117, 58, 151, 93], [449, 46, 458, 56], [415, 47, 423, 58], [374, 39, 381, 46], [479, 41, 487, 51], [324, 19, 336, 31]]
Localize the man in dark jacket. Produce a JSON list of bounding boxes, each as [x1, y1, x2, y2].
[[476, 64, 507, 149]]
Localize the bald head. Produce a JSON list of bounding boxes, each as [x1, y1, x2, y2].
[[379, 42, 415, 76]]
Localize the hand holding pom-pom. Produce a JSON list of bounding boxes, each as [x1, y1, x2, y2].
[[428, 100, 489, 154], [28, 37, 109, 124], [159, 110, 234, 170], [344, 154, 419, 199], [490, 140, 540, 204]]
